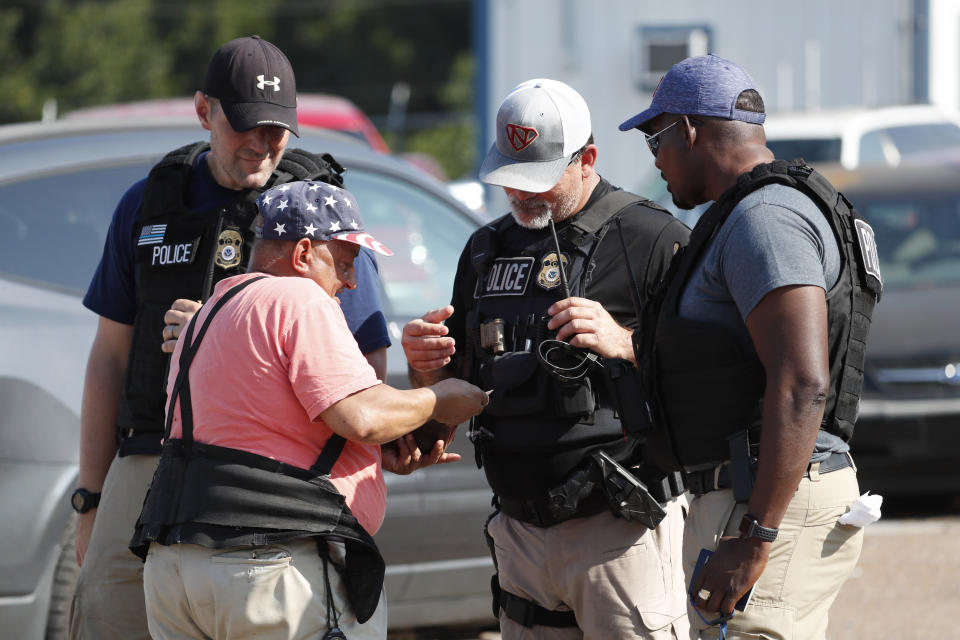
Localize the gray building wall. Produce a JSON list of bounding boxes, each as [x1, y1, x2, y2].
[[479, 0, 916, 193]]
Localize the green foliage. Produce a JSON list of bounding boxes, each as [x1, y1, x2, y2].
[[0, 0, 477, 177]]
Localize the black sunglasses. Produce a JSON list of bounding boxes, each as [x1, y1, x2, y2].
[[644, 119, 681, 157]]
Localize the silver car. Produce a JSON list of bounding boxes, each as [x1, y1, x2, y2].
[[0, 117, 497, 637]]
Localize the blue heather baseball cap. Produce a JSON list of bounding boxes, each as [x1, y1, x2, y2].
[[619, 54, 765, 132], [255, 180, 393, 256]]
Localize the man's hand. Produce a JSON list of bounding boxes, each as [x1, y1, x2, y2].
[[402, 306, 456, 371], [547, 297, 635, 362], [75, 511, 96, 567], [690, 536, 769, 616], [430, 378, 489, 425], [381, 429, 462, 475], [161, 299, 202, 353]]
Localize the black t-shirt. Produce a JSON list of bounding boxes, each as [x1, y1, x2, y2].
[[446, 178, 690, 367]]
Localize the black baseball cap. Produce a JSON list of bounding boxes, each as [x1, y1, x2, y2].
[[202, 35, 300, 137]]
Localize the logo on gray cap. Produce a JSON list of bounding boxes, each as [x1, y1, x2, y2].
[[506, 124, 539, 152]]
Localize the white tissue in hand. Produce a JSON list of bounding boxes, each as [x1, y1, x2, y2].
[[838, 491, 883, 527]]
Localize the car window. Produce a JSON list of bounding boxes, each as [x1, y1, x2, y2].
[[344, 168, 478, 316], [0, 162, 148, 292], [883, 123, 960, 156], [766, 138, 842, 164], [855, 192, 960, 289], [0, 159, 478, 317], [858, 130, 890, 166]]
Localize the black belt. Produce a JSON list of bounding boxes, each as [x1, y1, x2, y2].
[[118, 431, 163, 457], [497, 489, 607, 528], [497, 463, 685, 528], [686, 451, 853, 497]]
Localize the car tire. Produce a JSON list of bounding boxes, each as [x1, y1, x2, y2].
[[45, 514, 79, 640]]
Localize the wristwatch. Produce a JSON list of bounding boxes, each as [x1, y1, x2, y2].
[[70, 488, 101, 514], [738, 513, 778, 542]]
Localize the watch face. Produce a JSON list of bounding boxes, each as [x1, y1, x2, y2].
[[71, 488, 98, 513]]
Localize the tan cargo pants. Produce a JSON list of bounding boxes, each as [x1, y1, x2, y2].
[[69, 453, 158, 640], [488, 497, 690, 640], [683, 465, 863, 640]]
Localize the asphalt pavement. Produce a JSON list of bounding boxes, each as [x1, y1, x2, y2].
[[390, 495, 960, 640], [826, 496, 960, 639]]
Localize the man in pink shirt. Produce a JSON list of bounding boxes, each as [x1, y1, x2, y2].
[[130, 180, 488, 640]]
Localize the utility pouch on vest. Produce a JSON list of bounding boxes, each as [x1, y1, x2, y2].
[[480, 351, 549, 416], [591, 450, 667, 530], [552, 376, 595, 419], [480, 318, 507, 354], [604, 358, 654, 438]]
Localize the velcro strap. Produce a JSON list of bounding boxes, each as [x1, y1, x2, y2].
[[499, 587, 577, 628], [805, 451, 853, 476]]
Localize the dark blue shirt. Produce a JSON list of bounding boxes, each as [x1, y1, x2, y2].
[[83, 151, 390, 354]]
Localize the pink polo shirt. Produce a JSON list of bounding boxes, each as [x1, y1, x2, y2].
[[165, 272, 385, 534]]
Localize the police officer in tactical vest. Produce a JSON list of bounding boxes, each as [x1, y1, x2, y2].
[[402, 79, 691, 639], [71, 37, 396, 639], [614, 55, 883, 639]]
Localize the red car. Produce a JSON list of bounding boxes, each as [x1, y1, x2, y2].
[[64, 93, 390, 153]]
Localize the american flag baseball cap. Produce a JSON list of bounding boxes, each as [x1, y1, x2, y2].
[[255, 180, 393, 256]]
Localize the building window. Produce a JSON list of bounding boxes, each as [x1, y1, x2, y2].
[[633, 26, 712, 91]]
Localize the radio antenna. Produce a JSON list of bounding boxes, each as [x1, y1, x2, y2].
[[548, 218, 571, 298]]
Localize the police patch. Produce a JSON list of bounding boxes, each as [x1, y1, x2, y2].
[[475, 257, 534, 298], [854, 219, 882, 286], [216, 229, 244, 269], [536, 252, 569, 290]]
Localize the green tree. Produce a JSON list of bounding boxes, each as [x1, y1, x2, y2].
[[0, 0, 476, 177]]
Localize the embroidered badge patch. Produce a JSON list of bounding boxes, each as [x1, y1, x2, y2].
[[216, 229, 243, 269], [536, 251, 569, 290], [854, 219, 882, 285]]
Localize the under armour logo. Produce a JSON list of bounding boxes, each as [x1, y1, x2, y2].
[[256, 75, 280, 91], [505, 124, 538, 152]]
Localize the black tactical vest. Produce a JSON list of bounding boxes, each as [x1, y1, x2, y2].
[[650, 161, 882, 467], [116, 143, 345, 450], [463, 191, 655, 500], [129, 276, 384, 624]]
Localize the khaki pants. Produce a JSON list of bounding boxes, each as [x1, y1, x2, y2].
[[683, 465, 863, 640], [69, 453, 158, 640], [143, 538, 387, 640], [488, 498, 690, 640]]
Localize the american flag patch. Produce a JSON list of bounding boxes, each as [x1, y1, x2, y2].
[[138, 224, 167, 246]]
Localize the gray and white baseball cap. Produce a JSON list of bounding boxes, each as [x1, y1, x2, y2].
[[479, 79, 591, 193]]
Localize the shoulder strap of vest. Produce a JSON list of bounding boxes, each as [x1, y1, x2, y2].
[[166, 276, 347, 474], [569, 189, 650, 235], [271, 147, 346, 189], [140, 141, 212, 221]]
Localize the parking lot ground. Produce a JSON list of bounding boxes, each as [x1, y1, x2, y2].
[[827, 496, 960, 639], [391, 496, 960, 640]]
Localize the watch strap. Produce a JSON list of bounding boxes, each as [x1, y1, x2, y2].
[[739, 513, 778, 542]]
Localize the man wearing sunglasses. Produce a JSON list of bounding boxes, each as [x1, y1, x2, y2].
[[401, 78, 691, 639], [614, 55, 881, 639]]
